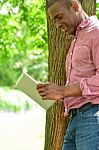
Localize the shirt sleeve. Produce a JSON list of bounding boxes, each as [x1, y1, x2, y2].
[[80, 28, 99, 100]]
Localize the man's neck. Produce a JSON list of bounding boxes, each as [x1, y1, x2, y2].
[[78, 11, 89, 25]]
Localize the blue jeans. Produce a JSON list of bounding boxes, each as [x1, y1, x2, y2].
[[62, 104, 99, 150]]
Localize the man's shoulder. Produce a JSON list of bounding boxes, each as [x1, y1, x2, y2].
[[88, 16, 99, 31]]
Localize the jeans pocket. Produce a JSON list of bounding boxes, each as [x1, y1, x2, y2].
[[80, 105, 98, 118]]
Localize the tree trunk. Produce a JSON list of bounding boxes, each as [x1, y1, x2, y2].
[[44, 1, 96, 150]]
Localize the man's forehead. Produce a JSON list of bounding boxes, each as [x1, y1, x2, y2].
[[48, 1, 65, 19]]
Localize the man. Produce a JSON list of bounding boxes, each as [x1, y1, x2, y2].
[[37, 0, 99, 149]]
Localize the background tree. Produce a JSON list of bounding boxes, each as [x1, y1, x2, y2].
[[44, 0, 96, 150], [0, 0, 48, 86]]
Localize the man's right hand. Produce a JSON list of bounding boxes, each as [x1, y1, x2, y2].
[[36, 82, 65, 100]]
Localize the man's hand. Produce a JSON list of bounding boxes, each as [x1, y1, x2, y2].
[[36, 82, 65, 100]]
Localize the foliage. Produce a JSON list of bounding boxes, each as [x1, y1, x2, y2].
[[0, 0, 48, 86], [96, 1, 99, 18]]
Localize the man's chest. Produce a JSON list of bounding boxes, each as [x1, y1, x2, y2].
[[66, 34, 93, 71]]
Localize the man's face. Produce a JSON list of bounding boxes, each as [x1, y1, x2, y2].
[[48, 1, 80, 35]]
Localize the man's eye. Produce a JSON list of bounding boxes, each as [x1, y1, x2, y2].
[[54, 16, 63, 22], [58, 16, 62, 20]]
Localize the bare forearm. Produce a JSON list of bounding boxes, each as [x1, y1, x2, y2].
[[62, 83, 82, 98], [37, 82, 82, 100]]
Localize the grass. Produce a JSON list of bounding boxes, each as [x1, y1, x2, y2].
[[0, 87, 46, 150], [0, 87, 36, 112]]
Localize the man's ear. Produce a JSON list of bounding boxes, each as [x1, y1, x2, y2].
[[71, 0, 79, 12]]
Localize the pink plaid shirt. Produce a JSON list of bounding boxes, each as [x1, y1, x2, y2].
[[64, 16, 99, 116]]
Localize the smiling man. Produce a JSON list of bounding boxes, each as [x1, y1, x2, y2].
[[37, 0, 99, 149]]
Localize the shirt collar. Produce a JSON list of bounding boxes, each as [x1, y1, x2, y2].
[[76, 16, 98, 35]]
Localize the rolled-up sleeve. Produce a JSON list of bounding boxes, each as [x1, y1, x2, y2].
[[80, 29, 99, 99]]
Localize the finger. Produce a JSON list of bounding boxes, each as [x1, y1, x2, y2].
[[37, 84, 45, 89], [42, 96, 49, 100], [37, 82, 50, 89], [37, 87, 46, 92], [38, 90, 49, 95], [39, 92, 46, 97]]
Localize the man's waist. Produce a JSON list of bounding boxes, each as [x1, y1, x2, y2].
[[69, 102, 98, 117]]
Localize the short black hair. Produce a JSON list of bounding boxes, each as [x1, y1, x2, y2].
[[47, 0, 67, 8], [47, 0, 81, 8]]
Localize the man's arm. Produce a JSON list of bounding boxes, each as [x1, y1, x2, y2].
[[37, 83, 82, 100], [63, 83, 82, 97]]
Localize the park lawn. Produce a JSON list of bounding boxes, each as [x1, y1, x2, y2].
[[0, 87, 46, 150]]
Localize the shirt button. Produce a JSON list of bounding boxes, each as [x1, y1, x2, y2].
[[66, 80, 69, 84], [70, 52, 72, 56], [65, 108, 68, 112], [69, 66, 71, 70]]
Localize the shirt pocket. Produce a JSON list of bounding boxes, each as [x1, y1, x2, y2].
[[72, 42, 92, 68]]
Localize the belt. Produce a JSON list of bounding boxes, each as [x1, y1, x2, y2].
[[69, 103, 96, 117]]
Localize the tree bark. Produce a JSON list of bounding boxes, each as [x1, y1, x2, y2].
[[44, 1, 96, 150]]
